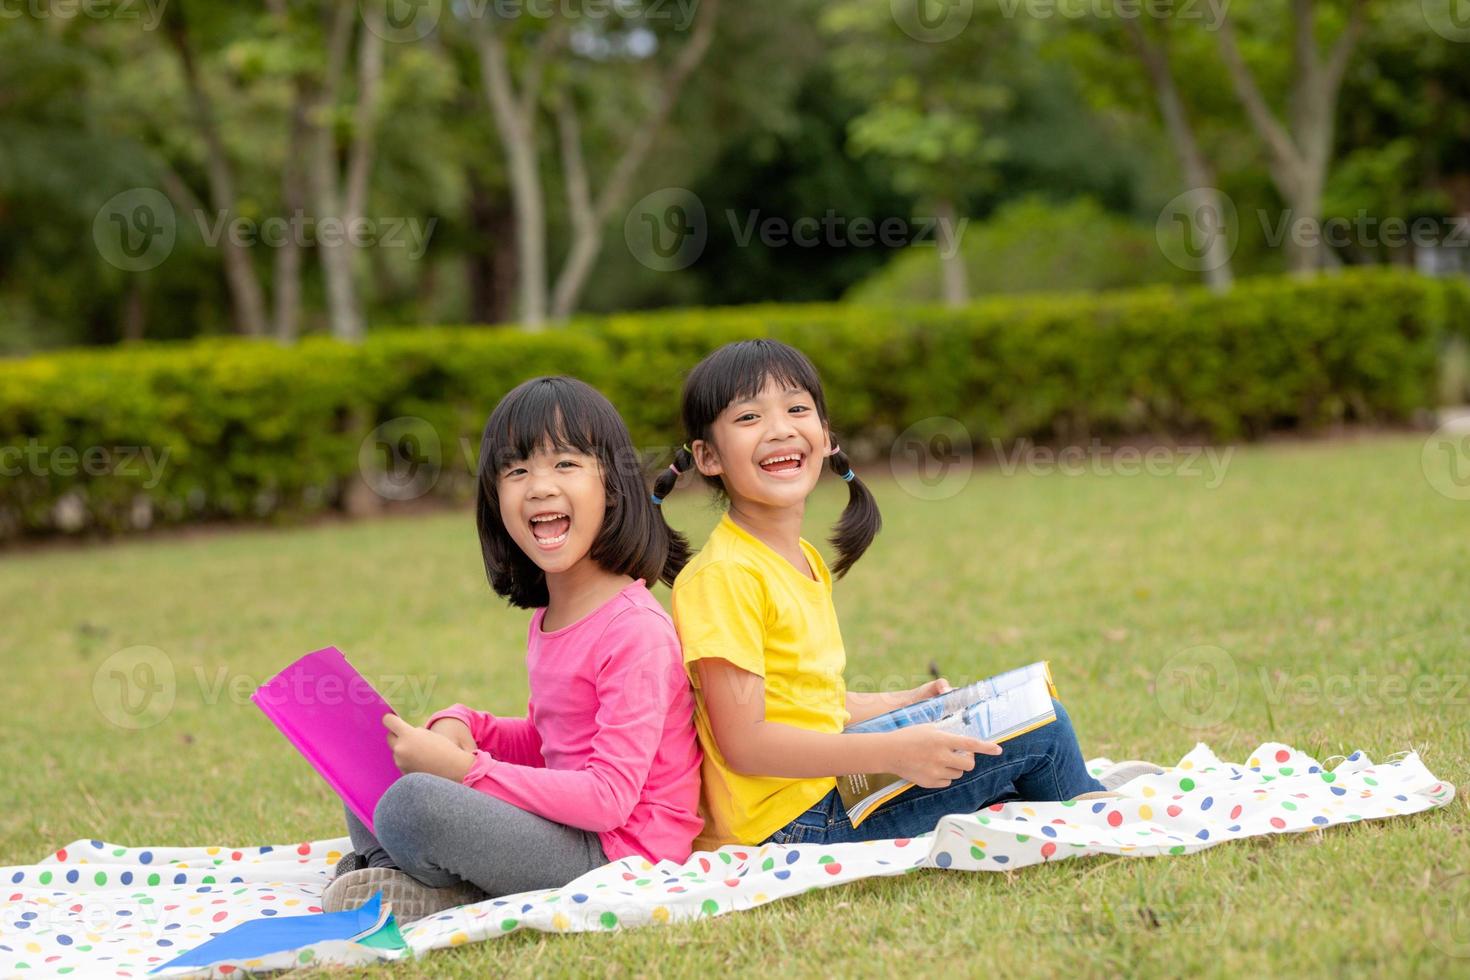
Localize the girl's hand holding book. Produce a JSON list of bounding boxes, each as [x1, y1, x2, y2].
[[883, 724, 1001, 789], [426, 717, 476, 753], [382, 713, 475, 782], [906, 677, 952, 705]]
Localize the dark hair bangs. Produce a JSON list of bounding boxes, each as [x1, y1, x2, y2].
[[480, 375, 617, 476], [681, 339, 829, 440]]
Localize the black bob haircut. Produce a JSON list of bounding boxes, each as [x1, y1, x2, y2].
[[476, 376, 691, 609], [651, 339, 881, 578]]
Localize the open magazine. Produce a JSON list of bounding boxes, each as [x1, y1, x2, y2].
[[836, 661, 1058, 827]]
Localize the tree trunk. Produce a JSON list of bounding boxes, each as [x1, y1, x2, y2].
[[466, 169, 517, 324], [417, 258, 439, 320], [1208, 0, 1365, 277], [163, 3, 268, 336], [473, 22, 549, 329], [305, 1, 384, 342], [473, 0, 719, 327], [274, 91, 310, 342], [1284, 183, 1324, 276], [1122, 18, 1234, 291], [934, 197, 968, 306], [121, 280, 146, 342], [547, 0, 720, 321]]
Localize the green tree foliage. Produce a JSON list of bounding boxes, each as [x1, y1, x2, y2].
[[0, 0, 1464, 350]]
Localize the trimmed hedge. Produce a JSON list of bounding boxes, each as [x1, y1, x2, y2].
[[1, 268, 1466, 541]]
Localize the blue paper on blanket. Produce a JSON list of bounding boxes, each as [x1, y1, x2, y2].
[[148, 889, 405, 974]]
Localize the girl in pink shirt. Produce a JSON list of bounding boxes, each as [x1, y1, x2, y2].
[[324, 376, 702, 922]]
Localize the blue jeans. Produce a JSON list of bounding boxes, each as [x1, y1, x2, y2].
[[763, 698, 1105, 845]]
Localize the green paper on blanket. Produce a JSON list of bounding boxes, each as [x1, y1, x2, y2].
[[0, 742, 1454, 979]]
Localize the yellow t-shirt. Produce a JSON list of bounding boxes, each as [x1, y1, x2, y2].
[[671, 513, 849, 849]]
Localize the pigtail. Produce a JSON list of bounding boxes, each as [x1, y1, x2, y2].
[[651, 445, 694, 504], [650, 445, 696, 586], [826, 441, 881, 578], [658, 520, 692, 587]]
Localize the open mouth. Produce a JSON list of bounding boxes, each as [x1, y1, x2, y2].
[[529, 512, 571, 548], [757, 452, 805, 476]]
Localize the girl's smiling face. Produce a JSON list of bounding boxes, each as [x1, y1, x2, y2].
[[496, 442, 607, 575], [693, 375, 831, 509]]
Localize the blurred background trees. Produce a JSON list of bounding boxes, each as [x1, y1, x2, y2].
[[1, 0, 1466, 352]]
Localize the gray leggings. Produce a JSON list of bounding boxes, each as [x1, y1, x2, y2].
[[344, 771, 609, 898]]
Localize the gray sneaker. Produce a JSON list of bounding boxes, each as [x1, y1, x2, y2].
[[333, 851, 366, 879], [1097, 760, 1166, 790], [322, 867, 488, 924]]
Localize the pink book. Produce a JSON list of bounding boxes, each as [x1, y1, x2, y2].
[[251, 646, 403, 834]]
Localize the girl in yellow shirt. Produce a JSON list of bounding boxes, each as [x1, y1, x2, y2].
[[654, 339, 1121, 851]]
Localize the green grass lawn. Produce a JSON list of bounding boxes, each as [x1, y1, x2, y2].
[[3, 433, 1467, 976]]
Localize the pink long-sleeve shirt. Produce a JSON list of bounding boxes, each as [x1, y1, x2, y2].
[[425, 578, 703, 864]]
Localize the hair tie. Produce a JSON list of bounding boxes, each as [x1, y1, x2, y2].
[[652, 459, 681, 507], [827, 442, 853, 480]]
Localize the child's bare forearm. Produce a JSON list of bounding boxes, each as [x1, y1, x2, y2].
[[722, 719, 893, 778], [844, 688, 920, 725]]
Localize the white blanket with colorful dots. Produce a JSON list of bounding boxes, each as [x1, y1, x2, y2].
[[1, 742, 1454, 978]]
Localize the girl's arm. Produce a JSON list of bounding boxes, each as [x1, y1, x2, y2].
[[454, 612, 685, 834], [844, 679, 950, 726], [424, 704, 544, 767], [676, 560, 995, 786], [697, 658, 999, 786]]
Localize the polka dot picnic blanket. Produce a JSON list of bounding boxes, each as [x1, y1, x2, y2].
[[2, 741, 1455, 978]]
